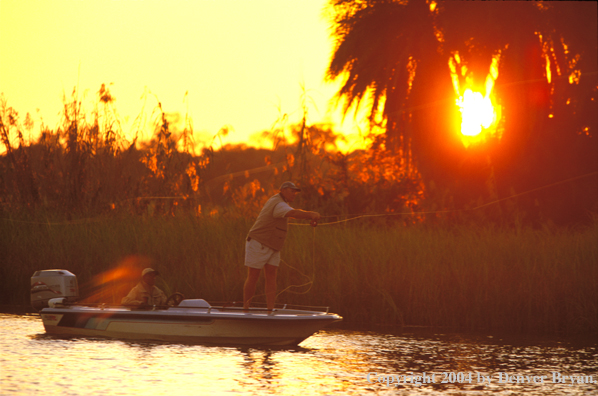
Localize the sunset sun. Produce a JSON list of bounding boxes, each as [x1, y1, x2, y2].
[[456, 89, 496, 137]]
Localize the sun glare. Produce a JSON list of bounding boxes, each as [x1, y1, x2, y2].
[[450, 51, 502, 147], [456, 89, 495, 137]]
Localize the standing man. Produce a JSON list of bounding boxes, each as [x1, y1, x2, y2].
[[243, 181, 320, 310]]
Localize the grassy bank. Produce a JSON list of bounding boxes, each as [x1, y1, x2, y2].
[[2, 212, 596, 334]]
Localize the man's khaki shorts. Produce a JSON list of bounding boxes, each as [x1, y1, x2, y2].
[[244, 238, 280, 269]]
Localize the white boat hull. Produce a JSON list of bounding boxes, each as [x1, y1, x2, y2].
[[39, 303, 342, 346]]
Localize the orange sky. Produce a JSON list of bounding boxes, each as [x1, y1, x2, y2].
[[0, 0, 366, 150]]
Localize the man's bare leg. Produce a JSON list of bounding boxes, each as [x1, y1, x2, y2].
[[243, 267, 261, 310], [264, 264, 278, 311]]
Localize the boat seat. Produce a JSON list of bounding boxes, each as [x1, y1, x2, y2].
[[177, 299, 211, 308]]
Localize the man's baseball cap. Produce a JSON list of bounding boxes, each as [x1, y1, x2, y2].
[[142, 268, 159, 277], [280, 181, 301, 191]]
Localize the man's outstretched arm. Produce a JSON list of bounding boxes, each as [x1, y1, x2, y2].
[[285, 209, 320, 226], [285, 209, 320, 220]]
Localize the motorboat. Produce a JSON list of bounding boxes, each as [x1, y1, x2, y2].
[[31, 270, 342, 346]]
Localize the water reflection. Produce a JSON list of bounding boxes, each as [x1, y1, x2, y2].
[[1, 314, 596, 395]]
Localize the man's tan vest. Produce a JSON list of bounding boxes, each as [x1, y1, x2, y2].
[[247, 193, 289, 251]]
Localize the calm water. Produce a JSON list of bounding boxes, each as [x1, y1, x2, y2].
[[0, 313, 596, 395]]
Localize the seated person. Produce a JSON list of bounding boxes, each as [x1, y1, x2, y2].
[[121, 268, 167, 306]]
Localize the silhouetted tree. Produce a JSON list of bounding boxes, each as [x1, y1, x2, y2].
[[326, 0, 597, 223]]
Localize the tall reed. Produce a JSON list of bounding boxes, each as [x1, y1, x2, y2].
[[2, 212, 596, 334]]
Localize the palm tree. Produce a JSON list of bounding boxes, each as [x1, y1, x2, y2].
[[326, 0, 597, 222], [327, 0, 439, 173]]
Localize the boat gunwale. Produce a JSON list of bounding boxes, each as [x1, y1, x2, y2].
[[39, 309, 342, 323], [39, 301, 343, 322], [43, 300, 337, 314]]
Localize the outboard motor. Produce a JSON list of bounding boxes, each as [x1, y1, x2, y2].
[[31, 269, 79, 311]]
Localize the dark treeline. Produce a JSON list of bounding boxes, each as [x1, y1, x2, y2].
[[325, 0, 598, 226], [0, 86, 595, 227], [0, 88, 426, 223]]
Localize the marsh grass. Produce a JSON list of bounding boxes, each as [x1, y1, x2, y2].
[[2, 212, 596, 334]]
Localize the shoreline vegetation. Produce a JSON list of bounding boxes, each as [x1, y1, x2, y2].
[[2, 214, 597, 335], [1, 89, 597, 335]]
